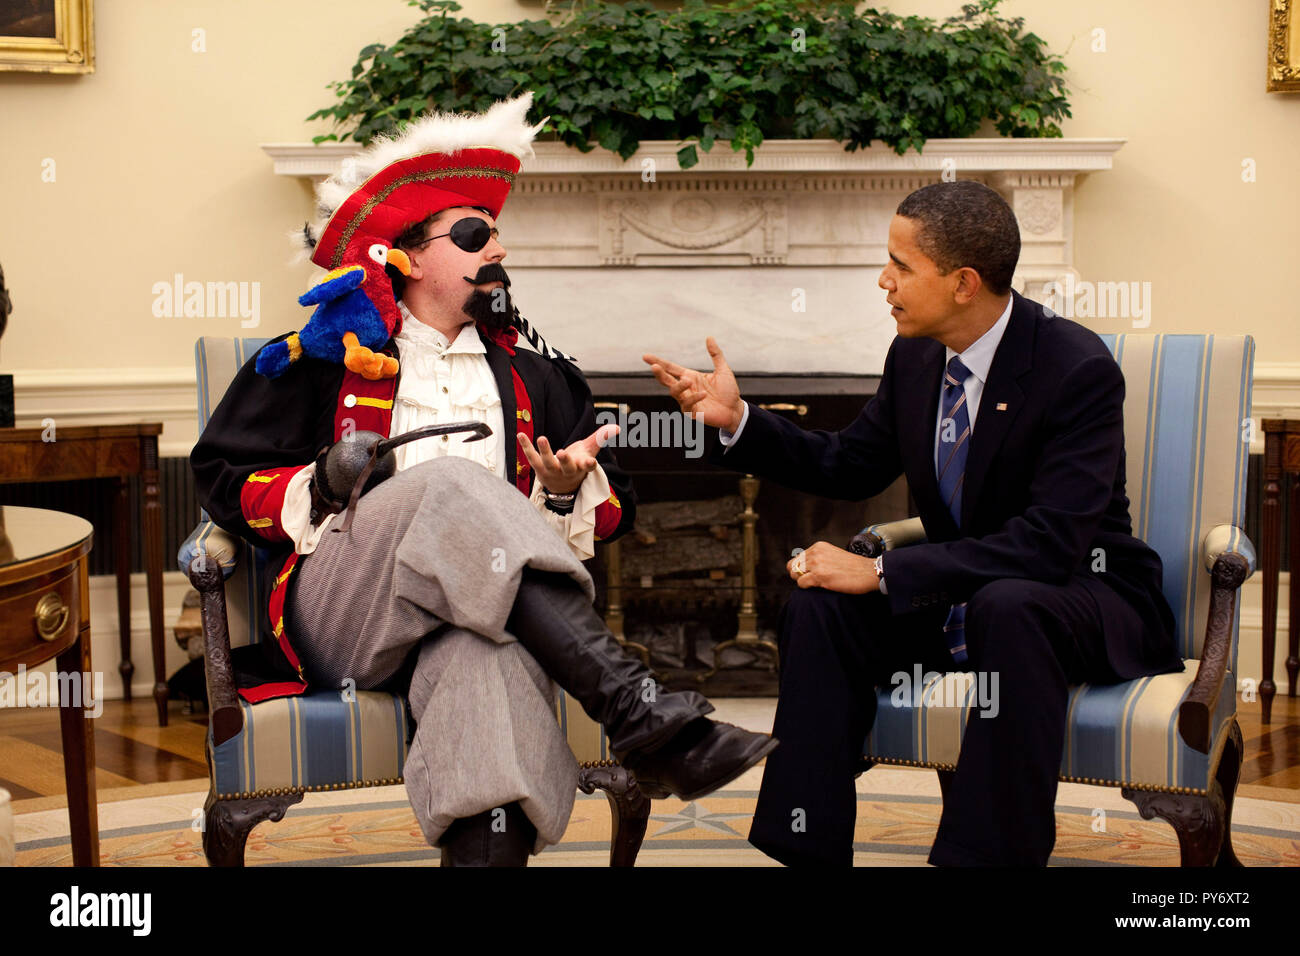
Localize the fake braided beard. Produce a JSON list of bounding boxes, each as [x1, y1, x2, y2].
[[462, 286, 513, 333]]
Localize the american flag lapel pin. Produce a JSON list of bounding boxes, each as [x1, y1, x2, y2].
[[996, 402, 1008, 411]]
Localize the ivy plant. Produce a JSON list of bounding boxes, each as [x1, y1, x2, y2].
[[308, 0, 1071, 168]]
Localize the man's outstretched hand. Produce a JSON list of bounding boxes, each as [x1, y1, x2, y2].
[[643, 337, 746, 434], [518, 423, 619, 496]]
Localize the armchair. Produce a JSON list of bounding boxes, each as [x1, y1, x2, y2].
[[179, 337, 652, 866], [853, 333, 1255, 866]]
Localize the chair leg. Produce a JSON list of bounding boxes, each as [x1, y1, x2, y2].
[[936, 768, 955, 803], [1122, 782, 1227, 867], [203, 789, 304, 867], [1214, 719, 1245, 868], [578, 765, 651, 867]]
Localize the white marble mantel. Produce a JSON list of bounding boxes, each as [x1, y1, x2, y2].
[[263, 138, 1124, 374]]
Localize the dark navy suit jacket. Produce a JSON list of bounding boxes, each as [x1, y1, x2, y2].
[[713, 291, 1182, 680]]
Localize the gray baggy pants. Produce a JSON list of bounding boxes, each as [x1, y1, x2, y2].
[[284, 455, 598, 853]]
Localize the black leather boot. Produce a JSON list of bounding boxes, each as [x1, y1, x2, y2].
[[507, 569, 715, 756], [507, 570, 778, 800], [438, 802, 536, 867]]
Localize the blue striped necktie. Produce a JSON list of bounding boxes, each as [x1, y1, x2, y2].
[[938, 356, 971, 665]]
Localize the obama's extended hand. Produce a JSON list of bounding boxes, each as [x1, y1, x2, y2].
[[643, 337, 745, 434]]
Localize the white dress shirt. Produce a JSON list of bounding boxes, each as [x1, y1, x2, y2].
[[389, 306, 506, 477]]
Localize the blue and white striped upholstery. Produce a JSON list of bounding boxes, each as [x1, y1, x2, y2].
[[211, 692, 410, 797], [865, 334, 1254, 794], [188, 337, 609, 800]]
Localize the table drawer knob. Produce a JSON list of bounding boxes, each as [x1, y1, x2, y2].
[[35, 593, 69, 641]]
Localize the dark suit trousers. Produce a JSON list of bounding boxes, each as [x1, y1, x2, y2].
[[748, 575, 1128, 866]]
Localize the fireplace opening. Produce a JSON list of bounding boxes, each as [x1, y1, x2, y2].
[[584, 372, 910, 695]]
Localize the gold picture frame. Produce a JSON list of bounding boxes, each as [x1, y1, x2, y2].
[[1269, 0, 1299, 92], [0, 0, 93, 74]]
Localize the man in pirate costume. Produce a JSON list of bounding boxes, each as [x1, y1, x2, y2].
[[190, 94, 777, 866]]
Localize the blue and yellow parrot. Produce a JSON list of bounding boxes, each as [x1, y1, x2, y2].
[[256, 237, 411, 381]]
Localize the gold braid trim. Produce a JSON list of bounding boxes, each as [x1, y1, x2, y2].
[[329, 165, 516, 268]]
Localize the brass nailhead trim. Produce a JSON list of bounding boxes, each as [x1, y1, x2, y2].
[[866, 759, 1209, 797], [216, 777, 406, 802]]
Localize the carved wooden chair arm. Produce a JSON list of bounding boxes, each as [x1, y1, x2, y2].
[[186, 557, 244, 748], [1178, 525, 1254, 753]]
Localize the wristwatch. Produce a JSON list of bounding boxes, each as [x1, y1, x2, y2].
[[874, 555, 885, 585]]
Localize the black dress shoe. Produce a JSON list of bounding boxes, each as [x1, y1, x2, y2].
[[438, 802, 536, 867], [620, 719, 779, 801]]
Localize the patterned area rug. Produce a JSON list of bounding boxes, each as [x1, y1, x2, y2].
[[13, 765, 1300, 866]]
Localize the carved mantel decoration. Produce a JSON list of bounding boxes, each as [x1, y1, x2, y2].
[[264, 138, 1123, 374]]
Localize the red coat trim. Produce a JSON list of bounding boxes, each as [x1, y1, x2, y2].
[[240, 466, 309, 543], [335, 364, 397, 441], [238, 680, 309, 704], [593, 492, 623, 541], [239, 551, 310, 705], [513, 367, 534, 494]]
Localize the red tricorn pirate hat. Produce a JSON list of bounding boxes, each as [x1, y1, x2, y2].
[[304, 93, 548, 271]]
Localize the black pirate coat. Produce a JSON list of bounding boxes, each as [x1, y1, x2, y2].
[[190, 326, 635, 703]]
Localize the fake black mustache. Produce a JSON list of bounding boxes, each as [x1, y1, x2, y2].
[[462, 263, 511, 287]]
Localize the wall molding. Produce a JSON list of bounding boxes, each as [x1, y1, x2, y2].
[[8, 366, 198, 457]]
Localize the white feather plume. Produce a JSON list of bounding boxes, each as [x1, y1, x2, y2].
[[300, 92, 548, 254]]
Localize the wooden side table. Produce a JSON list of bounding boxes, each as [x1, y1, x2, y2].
[[0, 505, 99, 865], [0, 424, 169, 725], [1259, 419, 1300, 723]]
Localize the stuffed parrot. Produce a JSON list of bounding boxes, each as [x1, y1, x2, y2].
[[256, 237, 411, 381]]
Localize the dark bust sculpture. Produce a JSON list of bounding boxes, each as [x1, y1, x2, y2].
[[1, 260, 12, 427], [0, 260, 9, 339]]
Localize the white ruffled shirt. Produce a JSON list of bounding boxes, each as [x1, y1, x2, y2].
[[280, 301, 611, 559], [388, 309, 507, 477]]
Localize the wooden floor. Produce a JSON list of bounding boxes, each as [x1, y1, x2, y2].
[[1, 691, 1298, 801]]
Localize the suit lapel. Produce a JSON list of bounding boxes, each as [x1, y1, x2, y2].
[[482, 335, 518, 484], [900, 337, 957, 537], [959, 291, 1036, 528]]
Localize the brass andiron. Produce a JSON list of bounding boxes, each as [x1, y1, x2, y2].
[[700, 473, 779, 679], [604, 537, 650, 666]]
